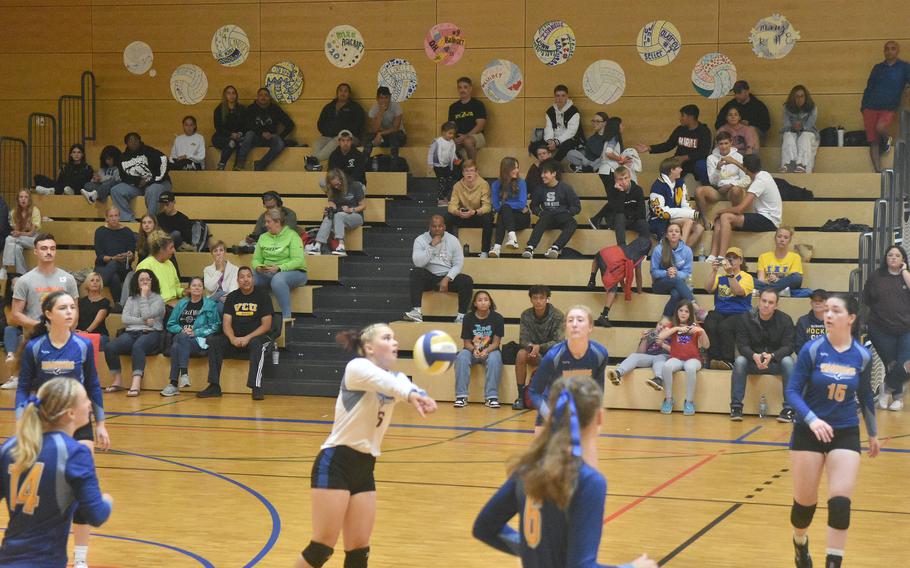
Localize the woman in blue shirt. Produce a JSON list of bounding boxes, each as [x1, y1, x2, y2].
[[785, 293, 879, 568], [489, 157, 530, 257]]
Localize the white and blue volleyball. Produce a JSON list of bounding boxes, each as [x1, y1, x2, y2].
[[414, 331, 458, 375]]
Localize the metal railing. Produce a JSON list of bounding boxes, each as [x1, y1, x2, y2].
[[27, 113, 57, 184], [58, 95, 83, 166], [0, 137, 27, 204], [81, 71, 96, 142]]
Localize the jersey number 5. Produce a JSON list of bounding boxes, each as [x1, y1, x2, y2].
[[8, 463, 44, 515], [523, 499, 543, 549], [827, 383, 847, 402]]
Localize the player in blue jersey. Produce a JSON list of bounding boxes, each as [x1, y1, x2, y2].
[[474, 376, 655, 568], [0, 377, 113, 567], [13, 290, 110, 568], [527, 306, 609, 429], [785, 293, 879, 568]]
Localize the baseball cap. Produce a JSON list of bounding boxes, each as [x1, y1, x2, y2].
[[809, 288, 829, 301], [338, 129, 354, 139], [158, 191, 175, 203], [724, 246, 744, 258], [732, 80, 750, 93], [262, 191, 282, 206]]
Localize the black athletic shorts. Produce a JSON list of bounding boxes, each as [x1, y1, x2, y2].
[[311, 445, 376, 494], [790, 423, 861, 454], [73, 418, 94, 442], [736, 213, 778, 232]]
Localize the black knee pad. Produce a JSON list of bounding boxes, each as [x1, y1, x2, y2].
[[344, 546, 370, 568], [302, 541, 334, 568], [828, 496, 851, 530], [790, 500, 817, 529]]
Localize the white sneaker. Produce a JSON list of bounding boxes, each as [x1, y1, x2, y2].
[[478, 252, 488, 258], [178, 373, 191, 388], [305, 242, 321, 255], [454, 313, 465, 323], [80, 188, 98, 203], [522, 247, 534, 259], [62, 186, 75, 195], [403, 308, 423, 323], [73, 560, 88, 568], [878, 392, 891, 410], [331, 244, 347, 256], [544, 246, 560, 259], [0, 268, 6, 280], [160, 383, 180, 397], [889, 398, 904, 411], [779, 287, 791, 297], [34, 186, 54, 195], [0, 376, 18, 390], [505, 232, 519, 249], [488, 244, 501, 258]]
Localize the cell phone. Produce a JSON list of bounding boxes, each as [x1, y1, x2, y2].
[[460, 207, 469, 213]]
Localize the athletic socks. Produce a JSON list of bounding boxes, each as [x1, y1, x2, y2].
[[74, 545, 88, 564], [825, 549, 844, 568]]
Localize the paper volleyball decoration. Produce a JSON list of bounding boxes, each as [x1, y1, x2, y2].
[[691, 53, 737, 99], [425, 23, 465, 65], [583, 60, 626, 105], [750, 14, 800, 59], [264, 61, 304, 104], [325, 25, 365, 68], [533, 20, 576, 66], [481, 59, 523, 103], [123, 41, 154, 75], [377, 58, 418, 102], [413, 331, 458, 375], [169, 64, 208, 105], [636, 20, 682, 66], [211, 25, 250, 67]]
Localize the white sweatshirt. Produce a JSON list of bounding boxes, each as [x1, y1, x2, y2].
[[170, 133, 206, 165], [428, 136, 457, 168], [707, 148, 751, 188]]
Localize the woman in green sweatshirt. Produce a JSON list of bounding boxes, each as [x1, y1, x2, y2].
[[252, 208, 307, 318]]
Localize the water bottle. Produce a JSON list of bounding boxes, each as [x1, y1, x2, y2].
[[697, 245, 706, 262], [758, 394, 768, 418], [272, 349, 280, 365], [686, 274, 694, 291], [836, 126, 845, 147], [463, 243, 470, 256], [371, 156, 380, 172]]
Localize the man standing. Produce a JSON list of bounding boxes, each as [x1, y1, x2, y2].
[[635, 105, 712, 185], [861, 41, 910, 172], [513, 285, 564, 410], [448, 77, 487, 160], [404, 215, 474, 324], [110, 132, 171, 222], [237, 88, 295, 171], [156, 191, 194, 250], [94, 207, 136, 304], [542, 84, 583, 162], [714, 80, 771, 140], [136, 236, 183, 306]]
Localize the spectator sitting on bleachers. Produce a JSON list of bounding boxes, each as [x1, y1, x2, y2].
[[566, 112, 607, 173], [169, 116, 205, 171], [328, 130, 366, 186], [81, 145, 122, 204], [212, 85, 245, 171], [608, 320, 669, 389], [77, 271, 110, 351], [694, 132, 750, 222], [454, 290, 505, 409], [703, 247, 753, 369], [489, 157, 529, 258], [523, 160, 580, 260], [730, 288, 796, 422], [236, 87, 294, 171], [34, 143, 93, 196], [404, 215, 474, 324], [203, 240, 239, 309], [596, 117, 642, 187], [156, 192, 194, 250], [448, 77, 486, 160], [3, 189, 41, 277], [364, 86, 407, 160], [311, 83, 365, 167], [541, 84, 583, 163], [717, 107, 759, 156], [111, 132, 171, 222], [756, 227, 803, 294], [196, 266, 275, 401], [655, 299, 709, 415], [160, 276, 222, 397], [794, 288, 828, 353], [780, 85, 819, 173], [136, 236, 183, 307], [635, 104, 711, 185], [103, 268, 165, 397], [136, 214, 167, 264], [0, 195, 8, 267], [861, 41, 910, 172], [94, 206, 136, 305], [589, 236, 651, 327], [647, 157, 703, 246], [714, 80, 771, 141], [649, 223, 698, 321], [244, 191, 298, 249], [252, 208, 307, 320], [525, 141, 562, 200], [445, 160, 493, 257], [306, 169, 365, 257], [705, 154, 782, 263], [512, 285, 564, 410], [429, 121, 460, 207], [589, 166, 649, 246]]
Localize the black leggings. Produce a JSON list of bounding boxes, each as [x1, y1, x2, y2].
[[494, 206, 531, 245]]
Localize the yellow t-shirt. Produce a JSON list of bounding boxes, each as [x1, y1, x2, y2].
[[758, 251, 803, 278]]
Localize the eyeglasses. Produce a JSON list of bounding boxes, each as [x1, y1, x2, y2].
[[591, 119, 604, 123]]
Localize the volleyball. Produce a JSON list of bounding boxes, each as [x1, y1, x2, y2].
[[211, 24, 250, 67], [532, 20, 576, 66], [691, 52, 737, 99], [413, 331, 458, 375], [325, 25, 365, 68], [425, 22, 465, 65], [264, 61, 304, 104], [636, 20, 682, 67], [377, 58, 418, 102], [583, 60, 626, 105], [169, 64, 208, 105], [123, 41, 153, 75], [749, 13, 800, 60], [480, 59, 523, 103]]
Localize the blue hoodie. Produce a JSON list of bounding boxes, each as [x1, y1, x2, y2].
[[650, 240, 693, 281], [490, 179, 528, 212]]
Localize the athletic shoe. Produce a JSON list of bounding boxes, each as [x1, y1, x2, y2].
[[587, 216, 599, 230], [178, 373, 191, 388], [62, 186, 75, 195], [251, 387, 264, 401], [511, 396, 525, 410], [478, 252, 488, 259], [683, 400, 696, 416], [196, 384, 222, 398], [74, 560, 88, 568], [660, 398, 673, 414], [437, 198, 449, 207], [606, 369, 621, 386], [794, 164, 807, 173], [793, 536, 812, 568], [80, 188, 98, 203], [160, 384, 180, 397], [485, 398, 501, 408], [882, 135, 893, 154], [777, 407, 796, 423], [403, 308, 423, 322], [710, 360, 733, 371], [0, 376, 18, 390], [488, 244, 501, 258], [453, 396, 467, 408], [889, 398, 904, 411], [305, 242, 322, 255], [522, 247, 534, 259], [730, 406, 744, 421], [878, 392, 891, 410], [505, 232, 519, 249], [544, 246, 560, 259], [825, 553, 842, 568], [216, 162, 226, 171], [454, 313, 465, 324], [331, 244, 347, 256], [646, 376, 664, 391], [779, 287, 791, 297], [0, 268, 6, 280], [594, 314, 611, 328]]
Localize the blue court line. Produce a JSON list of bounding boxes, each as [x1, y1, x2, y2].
[[734, 425, 763, 442]]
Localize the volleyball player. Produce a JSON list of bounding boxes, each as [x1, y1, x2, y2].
[[473, 376, 656, 568], [295, 324, 438, 568], [0, 377, 113, 567], [13, 291, 109, 568], [785, 293, 879, 568]]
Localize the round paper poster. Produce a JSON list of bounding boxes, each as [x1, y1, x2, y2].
[[377, 58, 418, 102], [636, 20, 682, 66], [211, 25, 250, 67], [123, 41, 153, 75], [170, 64, 208, 105], [425, 23, 465, 65], [691, 52, 737, 99], [750, 13, 800, 59], [480, 59, 523, 103], [325, 25, 365, 68], [583, 60, 625, 105], [264, 61, 304, 103], [532, 20, 576, 66]]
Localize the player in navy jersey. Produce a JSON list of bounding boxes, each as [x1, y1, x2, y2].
[[0, 377, 113, 567], [527, 306, 609, 429], [296, 324, 437, 568], [474, 376, 655, 568], [12, 290, 110, 568], [785, 293, 879, 568]]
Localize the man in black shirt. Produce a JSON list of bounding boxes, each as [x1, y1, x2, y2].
[[197, 266, 275, 400], [448, 77, 487, 160], [714, 80, 771, 141], [327, 130, 366, 185], [237, 88, 295, 171], [635, 104, 712, 184], [156, 192, 194, 250]]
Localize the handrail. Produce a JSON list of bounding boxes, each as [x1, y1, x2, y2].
[[0, 137, 27, 202], [58, 94, 83, 167], [27, 112, 57, 183], [81, 71, 96, 141], [858, 232, 874, 295]]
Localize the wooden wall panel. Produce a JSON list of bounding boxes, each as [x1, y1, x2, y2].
[[0, 55, 92, 99], [436, 0, 526, 49], [0, 8, 92, 53]]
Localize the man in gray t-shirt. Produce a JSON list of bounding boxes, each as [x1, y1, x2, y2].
[[14, 267, 79, 320], [365, 86, 407, 158]]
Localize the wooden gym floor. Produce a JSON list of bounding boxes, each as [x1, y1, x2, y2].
[[0, 387, 907, 567]]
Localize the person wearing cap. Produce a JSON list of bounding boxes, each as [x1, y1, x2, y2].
[[794, 289, 828, 353], [861, 41, 910, 172], [327, 130, 367, 185], [110, 132, 171, 222], [156, 192, 194, 250], [246, 192, 298, 245], [703, 246, 754, 369], [310, 83, 365, 168], [364, 86, 407, 159], [714, 80, 771, 141]]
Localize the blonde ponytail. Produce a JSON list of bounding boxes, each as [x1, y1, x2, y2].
[[12, 378, 85, 473]]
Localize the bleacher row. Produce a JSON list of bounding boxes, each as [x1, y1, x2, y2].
[[17, 143, 880, 412]]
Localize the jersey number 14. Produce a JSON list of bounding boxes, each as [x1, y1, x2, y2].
[[8, 463, 44, 515]]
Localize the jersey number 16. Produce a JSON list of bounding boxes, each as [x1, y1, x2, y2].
[[826, 383, 847, 402]]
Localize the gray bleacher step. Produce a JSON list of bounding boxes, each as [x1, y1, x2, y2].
[[265, 361, 345, 396], [314, 289, 410, 310]]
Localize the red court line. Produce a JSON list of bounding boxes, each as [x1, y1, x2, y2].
[[603, 452, 720, 525]]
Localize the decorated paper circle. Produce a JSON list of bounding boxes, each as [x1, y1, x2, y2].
[[264, 61, 304, 103], [583, 60, 626, 105], [325, 25, 365, 68], [691, 52, 737, 99], [425, 23, 465, 65], [211, 24, 250, 67], [636, 20, 682, 66], [169, 64, 208, 105], [480, 59, 523, 103], [123, 41, 153, 75], [532, 20, 576, 66], [377, 58, 418, 102], [750, 13, 800, 59]]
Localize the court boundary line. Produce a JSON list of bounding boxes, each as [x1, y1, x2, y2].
[[657, 503, 742, 566]]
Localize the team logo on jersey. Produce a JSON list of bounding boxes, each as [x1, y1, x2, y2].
[[819, 362, 856, 381], [41, 360, 76, 375], [560, 368, 591, 378]]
